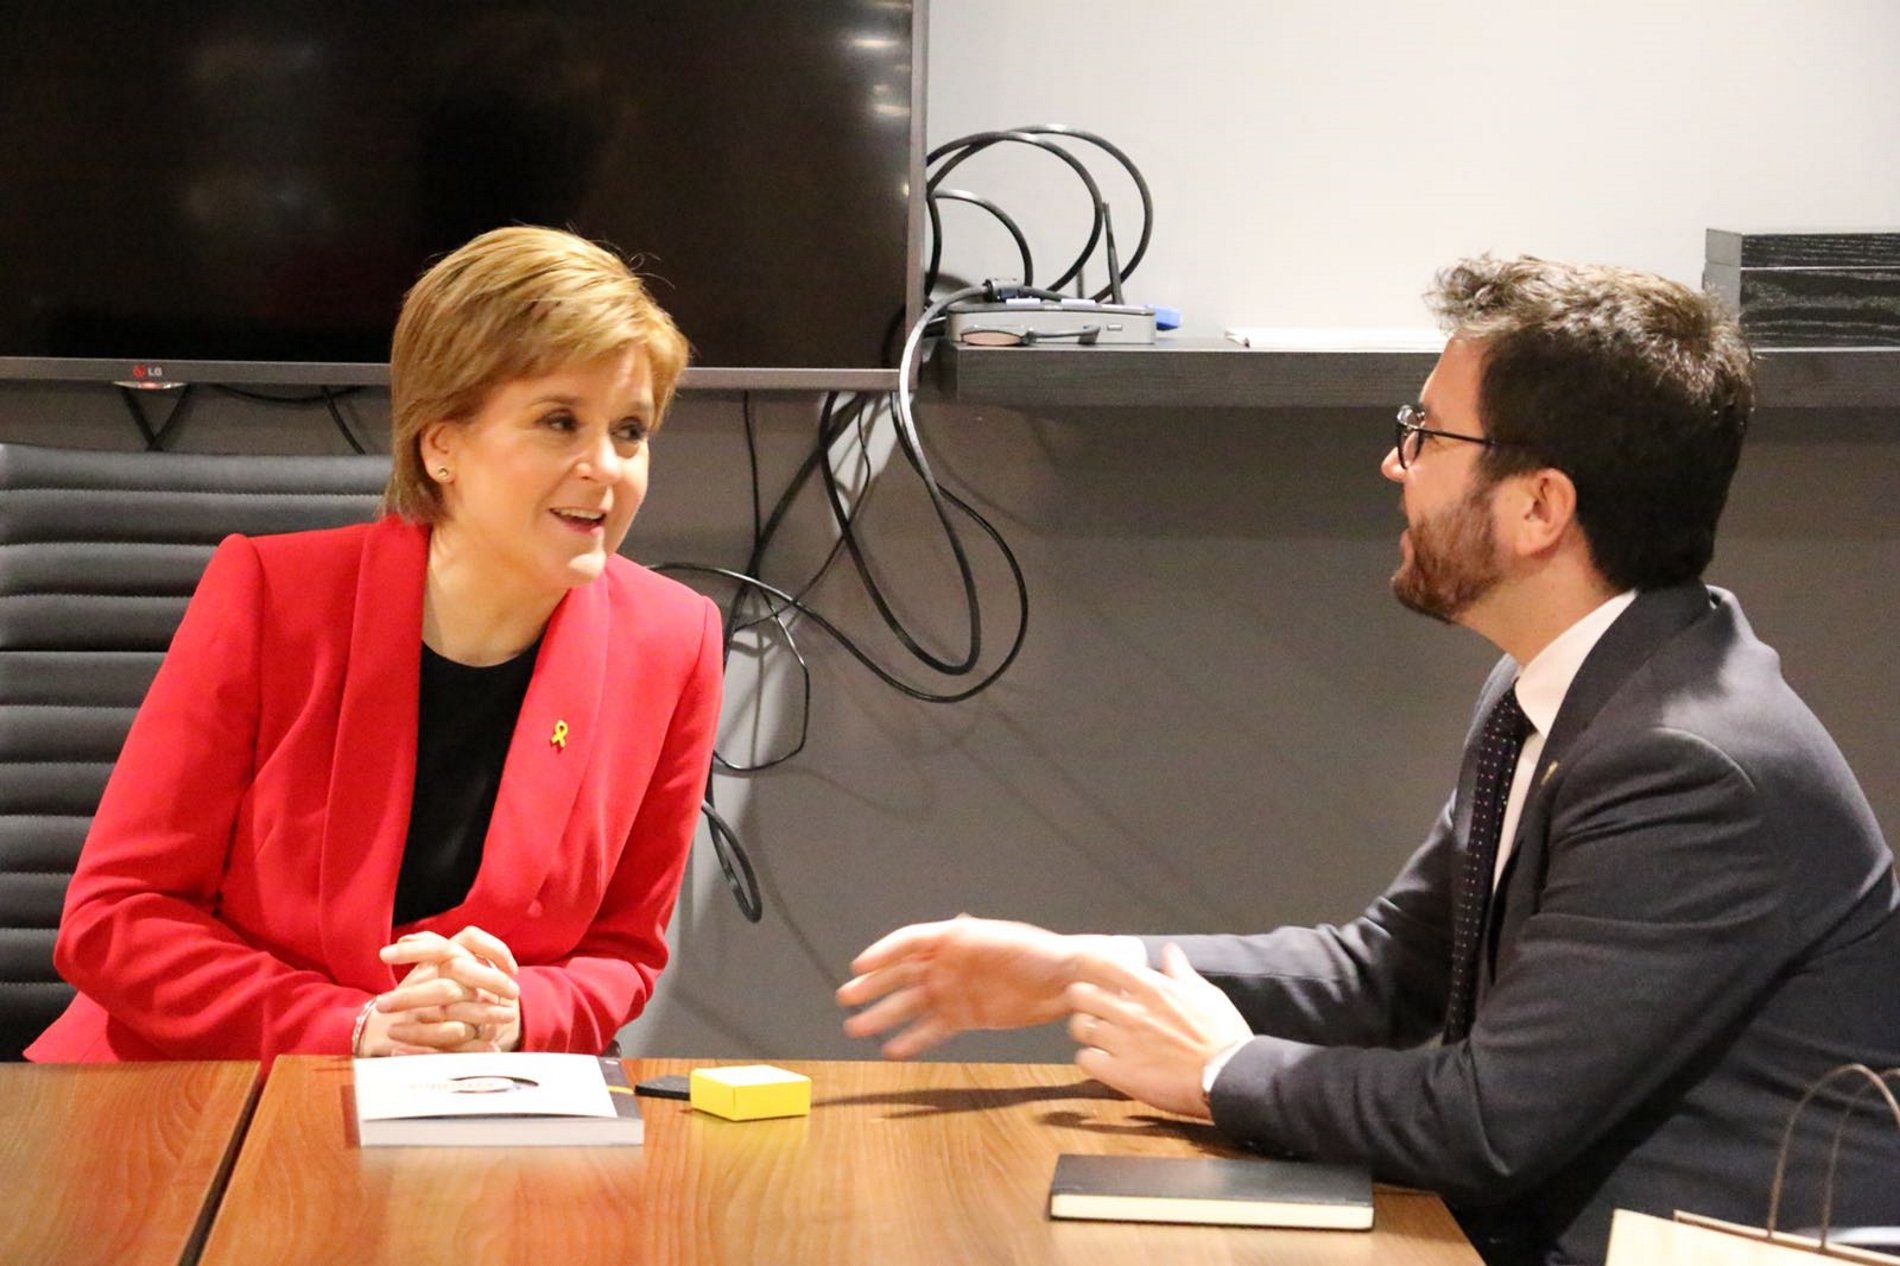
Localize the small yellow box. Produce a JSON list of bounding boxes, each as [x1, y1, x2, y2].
[[689, 1064, 812, 1121]]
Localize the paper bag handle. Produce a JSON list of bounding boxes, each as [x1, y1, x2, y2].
[[1764, 1062, 1900, 1251]]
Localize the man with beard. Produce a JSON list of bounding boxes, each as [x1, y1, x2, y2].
[[836, 256, 1900, 1266]]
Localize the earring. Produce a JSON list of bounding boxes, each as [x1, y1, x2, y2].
[[435, 466, 452, 481]]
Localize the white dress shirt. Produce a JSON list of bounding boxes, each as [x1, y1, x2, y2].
[[1493, 590, 1636, 887]]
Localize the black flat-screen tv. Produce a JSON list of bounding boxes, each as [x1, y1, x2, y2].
[[0, 2, 923, 390]]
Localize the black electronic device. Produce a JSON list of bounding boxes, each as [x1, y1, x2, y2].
[[0, 2, 924, 390], [946, 297, 1157, 346], [633, 1074, 692, 1101]]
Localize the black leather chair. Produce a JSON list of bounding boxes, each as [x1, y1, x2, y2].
[[0, 442, 387, 1058]]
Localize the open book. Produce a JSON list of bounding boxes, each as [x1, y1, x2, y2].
[[352, 1052, 643, 1147], [1048, 1154, 1373, 1230]]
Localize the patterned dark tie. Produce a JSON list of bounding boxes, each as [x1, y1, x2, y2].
[[1444, 685, 1532, 1044]]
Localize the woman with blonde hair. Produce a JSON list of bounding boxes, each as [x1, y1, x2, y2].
[[30, 226, 720, 1061]]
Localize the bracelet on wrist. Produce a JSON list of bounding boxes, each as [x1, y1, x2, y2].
[[350, 998, 378, 1056]]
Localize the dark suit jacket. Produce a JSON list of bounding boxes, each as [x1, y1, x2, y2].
[[28, 517, 722, 1062], [1149, 586, 1900, 1265]]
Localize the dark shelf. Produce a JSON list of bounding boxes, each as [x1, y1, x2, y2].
[[936, 336, 1900, 411]]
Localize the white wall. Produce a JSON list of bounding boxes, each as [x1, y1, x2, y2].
[[927, 1, 1900, 327]]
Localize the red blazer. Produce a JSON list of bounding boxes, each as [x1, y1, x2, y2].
[[27, 517, 722, 1062]]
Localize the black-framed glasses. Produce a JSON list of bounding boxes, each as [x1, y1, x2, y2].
[[1393, 403, 1501, 469]]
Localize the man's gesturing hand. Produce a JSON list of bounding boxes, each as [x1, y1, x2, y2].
[[838, 916, 1112, 1059], [1066, 943, 1253, 1120]]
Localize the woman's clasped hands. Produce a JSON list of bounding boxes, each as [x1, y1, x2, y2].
[[355, 926, 523, 1056]]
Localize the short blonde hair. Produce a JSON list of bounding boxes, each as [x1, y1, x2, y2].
[[383, 226, 690, 522]]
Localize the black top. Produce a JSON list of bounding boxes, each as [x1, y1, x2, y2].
[[393, 639, 541, 926]]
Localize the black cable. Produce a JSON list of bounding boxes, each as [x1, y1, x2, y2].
[[699, 792, 762, 923], [676, 293, 1036, 922], [214, 384, 352, 404], [1021, 326, 1101, 346], [692, 394, 864, 926], [997, 124, 1154, 300], [661, 287, 1033, 703], [689, 398, 869, 918], [210, 383, 369, 454], [694, 281, 1038, 689], [927, 132, 1104, 295], [742, 392, 764, 549], [118, 387, 161, 449], [815, 392, 983, 674], [928, 189, 1035, 290], [742, 394, 850, 582], [924, 124, 1154, 304], [656, 555, 1026, 706], [117, 384, 195, 452], [1100, 201, 1125, 305], [728, 383, 997, 682], [320, 387, 368, 454], [734, 393, 874, 633], [712, 396, 833, 770], [710, 616, 811, 774], [715, 394, 883, 770], [924, 132, 1106, 296]]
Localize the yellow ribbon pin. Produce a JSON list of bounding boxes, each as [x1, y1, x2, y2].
[[550, 719, 569, 751]]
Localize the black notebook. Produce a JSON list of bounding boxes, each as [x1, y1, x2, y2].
[[1048, 1154, 1374, 1230]]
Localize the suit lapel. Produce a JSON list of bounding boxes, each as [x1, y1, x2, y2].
[[1523, 584, 1714, 800], [459, 572, 610, 938], [317, 518, 429, 985], [1484, 583, 1717, 981]]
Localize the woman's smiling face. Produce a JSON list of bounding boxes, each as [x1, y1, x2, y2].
[[425, 344, 655, 603]]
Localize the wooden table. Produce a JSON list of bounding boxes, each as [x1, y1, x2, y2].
[[0, 1060, 259, 1266], [199, 1056, 1479, 1266]]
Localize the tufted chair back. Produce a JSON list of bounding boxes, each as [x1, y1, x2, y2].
[[0, 442, 387, 1058]]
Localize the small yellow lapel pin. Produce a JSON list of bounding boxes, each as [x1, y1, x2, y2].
[[550, 719, 569, 751]]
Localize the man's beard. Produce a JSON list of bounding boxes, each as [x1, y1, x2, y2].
[[1391, 484, 1505, 624]]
